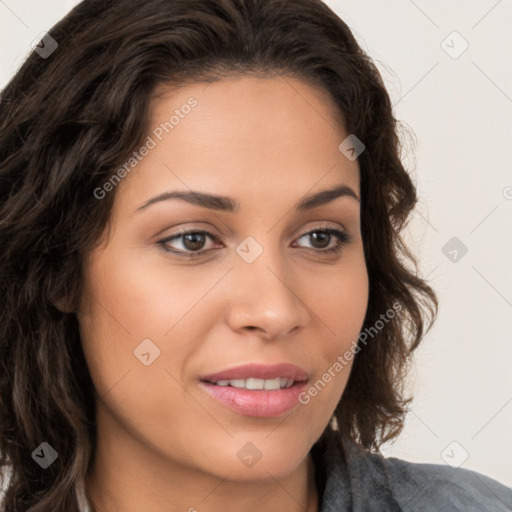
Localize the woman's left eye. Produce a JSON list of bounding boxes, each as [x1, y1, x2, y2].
[[156, 227, 350, 258], [293, 228, 350, 254]]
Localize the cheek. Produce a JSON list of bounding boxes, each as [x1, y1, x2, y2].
[[309, 246, 369, 344], [76, 250, 238, 468], [79, 244, 216, 341], [300, 247, 368, 406], [77, 248, 166, 396], [77, 245, 227, 400]]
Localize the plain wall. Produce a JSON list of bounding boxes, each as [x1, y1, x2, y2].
[[1, 0, 511, 488]]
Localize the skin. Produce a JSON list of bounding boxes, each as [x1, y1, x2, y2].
[[78, 75, 369, 512]]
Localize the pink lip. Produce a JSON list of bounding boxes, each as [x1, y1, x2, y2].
[[199, 363, 310, 418], [199, 381, 309, 418], [201, 363, 309, 383]]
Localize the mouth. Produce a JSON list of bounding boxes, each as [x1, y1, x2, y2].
[[199, 363, 309, 418], [204, 377, 297, 390]]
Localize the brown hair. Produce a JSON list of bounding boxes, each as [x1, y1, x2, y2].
[[0, 0, 437, 510]]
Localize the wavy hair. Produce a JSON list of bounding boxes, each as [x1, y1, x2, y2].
[[0, 0, 437, 510]]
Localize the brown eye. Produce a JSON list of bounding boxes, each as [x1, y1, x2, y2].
[[181, 232, 207, 251], [157, 230, 220, 257], [294, 228, 350, 254], [308, 231, 331, 249]]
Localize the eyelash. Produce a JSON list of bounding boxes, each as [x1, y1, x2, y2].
[[156, 227, 351, 259]]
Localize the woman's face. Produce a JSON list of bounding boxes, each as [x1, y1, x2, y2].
[[78, 75, 368, 481]]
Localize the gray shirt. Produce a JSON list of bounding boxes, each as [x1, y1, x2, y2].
[[313, 429, 512, 511]]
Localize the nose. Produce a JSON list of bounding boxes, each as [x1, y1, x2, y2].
[[225, 245, 311, 340]]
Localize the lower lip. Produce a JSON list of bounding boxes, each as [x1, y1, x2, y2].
[[199, 381, 308, 418]]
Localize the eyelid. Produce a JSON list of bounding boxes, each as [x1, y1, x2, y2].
[[296, 221, 347, 237]]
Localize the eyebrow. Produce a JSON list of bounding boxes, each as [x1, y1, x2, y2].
[[134, 183, 359, 213]]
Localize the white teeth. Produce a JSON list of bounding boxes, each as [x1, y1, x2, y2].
[[213, 377, 295, 389], [229, 379, 246, 388], [246, 378, 265, 390], [263, 378, 281, 390]]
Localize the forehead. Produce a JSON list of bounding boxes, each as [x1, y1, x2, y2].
[[149, 74, 347, 149], [116, 75, 360, 212]]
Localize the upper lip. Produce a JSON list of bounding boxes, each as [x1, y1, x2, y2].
[[201, 363, 309, 383]]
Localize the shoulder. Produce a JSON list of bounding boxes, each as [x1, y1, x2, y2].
[[377, 452, 512, 512], [316, 432, 512, 511]]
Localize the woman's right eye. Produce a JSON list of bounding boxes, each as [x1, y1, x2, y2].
[[157, 230, 221, 257]]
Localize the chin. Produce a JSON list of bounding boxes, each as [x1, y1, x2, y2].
[[192, 431, 315, 482]]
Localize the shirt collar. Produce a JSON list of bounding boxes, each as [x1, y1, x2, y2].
[[312, 427, 403, 511]]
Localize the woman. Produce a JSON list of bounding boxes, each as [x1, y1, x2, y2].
[[0, 0, 510, 511]]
